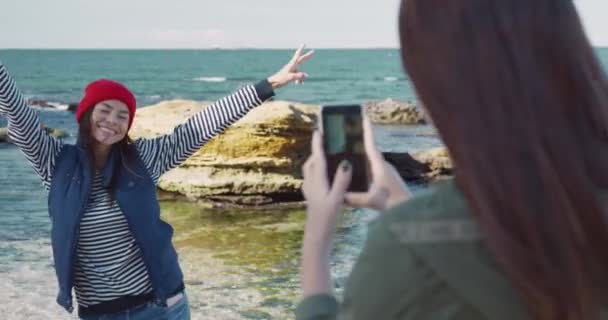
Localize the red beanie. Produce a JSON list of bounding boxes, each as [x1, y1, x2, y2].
[[76, 79, 137, 129]]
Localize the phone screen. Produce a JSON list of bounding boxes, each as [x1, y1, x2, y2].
[[322, 105, 369, 192]]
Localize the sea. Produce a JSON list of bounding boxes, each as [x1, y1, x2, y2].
[[0, 48, 607, 319]]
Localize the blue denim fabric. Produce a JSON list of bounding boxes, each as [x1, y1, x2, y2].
[[80, 293, 190, 320], [50, 144, 184, 312]]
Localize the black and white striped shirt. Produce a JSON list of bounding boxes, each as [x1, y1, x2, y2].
[[74, 172, 154, 307], [0, 62, 271, 308]]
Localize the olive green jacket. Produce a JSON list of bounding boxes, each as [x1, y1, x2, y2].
[[296, 180, 530, 320]]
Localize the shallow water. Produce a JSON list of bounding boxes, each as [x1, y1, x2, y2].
[[2, 47, 607, 319], [0, 121, 440, 319]]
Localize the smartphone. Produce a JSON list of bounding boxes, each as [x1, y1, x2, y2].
[[321, 104, 370, 192]]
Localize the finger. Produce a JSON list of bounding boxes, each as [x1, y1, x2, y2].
[[301, 179, 313, 201], [290, 44, 306, 63], [302, 155, 313, 178], [362, 116, 380, 158], [362, 116, 385, 173], [344, 192, 369, 207], [345, 185, 389, 210], [296, 50, 315, 66], [329, 160, 353, 199], [311, 130, 325, 159], [366, 186, 390, 210], [301, 156, 317, 197], [310, 130, 329, 191]]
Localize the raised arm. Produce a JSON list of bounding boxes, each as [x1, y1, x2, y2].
[[136, 46, 314, 182], [135, 81, 272, 181], [0, 62, 64, 189]]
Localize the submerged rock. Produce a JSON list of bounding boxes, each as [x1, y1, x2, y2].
[[383, 152, 430, 183], [41, 125, 69, 138], [0, 127, 7, 143], [363, 98, 426, 124], [412, 147, 453, 178], [0, 125, 68, 143]]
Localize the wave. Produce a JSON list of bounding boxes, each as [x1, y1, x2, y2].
[[294, 76, 407, 82], [191, 76, 405, 83], [0, 239, 65, 319], [45, 102, 70, 111], [192, 77, 227, 83], [28, 100, 71, 111]]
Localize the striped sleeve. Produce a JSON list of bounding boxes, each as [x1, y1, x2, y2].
[[0, 63, 64, 189], [135, 80, 274, 182]]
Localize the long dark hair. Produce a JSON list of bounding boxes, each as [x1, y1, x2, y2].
[[78, 110, 139, 191], [399, 0, 608, 319]]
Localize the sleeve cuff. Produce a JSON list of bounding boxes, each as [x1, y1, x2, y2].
[[295, 294, 339, 320], [254, 79, 275, 102]]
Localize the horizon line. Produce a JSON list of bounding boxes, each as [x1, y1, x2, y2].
[[0, 47, 401, 51], [1, 46, 606, 50]]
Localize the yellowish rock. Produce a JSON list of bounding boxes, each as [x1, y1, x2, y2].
[[130, 100, 319, 205], [363, 98, 426, 124], [0, 127, 7, 143], [412, 147, 453, 177]]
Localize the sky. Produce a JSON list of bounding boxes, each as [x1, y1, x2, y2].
[[0, 0, 606, 49]]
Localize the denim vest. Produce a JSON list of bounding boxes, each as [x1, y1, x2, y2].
[[48, 143, 184, 312]]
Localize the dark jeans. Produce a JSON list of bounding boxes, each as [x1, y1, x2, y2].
[[80, 293, 190, 320]]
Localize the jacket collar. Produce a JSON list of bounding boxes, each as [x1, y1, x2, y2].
[[76, 137, 121, 188]]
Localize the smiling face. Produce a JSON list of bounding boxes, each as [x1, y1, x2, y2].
[[89, 99, 130, 146]]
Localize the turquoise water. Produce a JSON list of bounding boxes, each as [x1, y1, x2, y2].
[[1, 48, 605, 135], [2, 48, 606, 107], [0, 48, 607, 319], [0, 49, 411, 107]]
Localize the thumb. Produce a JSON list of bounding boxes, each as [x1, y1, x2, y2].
[[344, 192, 369, 207], [329, 160, 352, 198], [290, 72, 308, 83], [345, 185, 389, 211]]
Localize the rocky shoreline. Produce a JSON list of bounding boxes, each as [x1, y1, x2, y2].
[[130, 99, 450, 207], [0, 125, 68, 143], [363, 98, 426, 124], [1, 98, 451, 206]]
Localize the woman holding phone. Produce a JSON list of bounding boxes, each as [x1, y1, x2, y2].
[[297, 0, 608, 319]]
